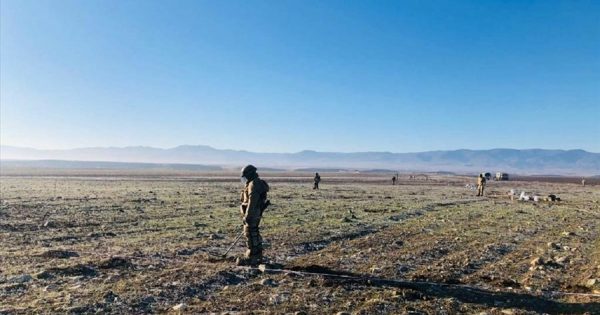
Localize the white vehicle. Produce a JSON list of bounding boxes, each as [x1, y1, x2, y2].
[[495, 172, 509, 181]]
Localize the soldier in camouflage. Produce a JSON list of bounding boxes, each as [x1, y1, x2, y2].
[[237, 165, 269, 266], [476, 173, 486, 197], [313, 172, 321, 190]]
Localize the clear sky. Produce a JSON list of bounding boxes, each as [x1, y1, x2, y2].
[[1, 0, 599, 153]]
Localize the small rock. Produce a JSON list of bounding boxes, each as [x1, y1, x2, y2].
[[260, 278, 277, 286], [530, 257, 544, 266], [393, 240, 404, 247], [555, 256, 569, 264], [585, 279, 598, 288], [258, 264, 268, 273], [139, 295, 156, 308], [561, 231, 575, 237], [176, 248, 194, 256], [269, 293, 290, 305], [172, 303, 186, 311], [10, 274, 32, 284], [546, 242, 560, 250], [35, 270, 55, 280], [44, 284, 59, 291], [397, 265, 410, 272], [294, 312, 307, 315], [208, 234, 222, 240], [336, 312, 351, 315], [104, 290, 119, 303]]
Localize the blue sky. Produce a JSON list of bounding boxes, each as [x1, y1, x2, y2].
[[1, 0, 598, 153]]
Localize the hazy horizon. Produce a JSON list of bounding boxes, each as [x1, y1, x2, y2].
[[2, 144, 599, 176], [1, 143, 599, 155]]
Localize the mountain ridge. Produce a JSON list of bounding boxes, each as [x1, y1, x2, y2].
[[1, 145, 598, 175]]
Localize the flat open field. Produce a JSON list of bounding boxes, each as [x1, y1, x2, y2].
[[1, 172, 599, 314]]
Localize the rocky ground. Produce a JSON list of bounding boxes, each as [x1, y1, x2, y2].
[[0, 173, 599, 314]]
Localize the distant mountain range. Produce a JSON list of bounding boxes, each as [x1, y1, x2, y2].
[[1, 145, 599, 175]]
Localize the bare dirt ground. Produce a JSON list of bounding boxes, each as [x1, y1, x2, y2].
[[1, 172, 599, 314]]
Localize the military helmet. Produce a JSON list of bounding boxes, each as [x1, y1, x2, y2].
[[241, 164, 257, 177]]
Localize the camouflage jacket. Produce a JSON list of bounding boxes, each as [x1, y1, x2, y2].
[[240, 178, 269, 219]]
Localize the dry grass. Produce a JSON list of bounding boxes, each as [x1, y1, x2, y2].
[[0, 173, 599, 314]]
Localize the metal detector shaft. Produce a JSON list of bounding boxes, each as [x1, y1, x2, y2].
[[222, 230, 244, 257]]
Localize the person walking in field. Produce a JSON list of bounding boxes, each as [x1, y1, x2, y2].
[[392, 176, 397, 185], [582, 178, 586, 186], [313, 172, 321, 189], [237, 165, 270, 266], [476, 173, 486, 197]]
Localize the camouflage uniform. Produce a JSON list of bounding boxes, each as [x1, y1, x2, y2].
[[238, 165, 269, 265], [476, 174, 486, 196], [313, 173, 321, 190]]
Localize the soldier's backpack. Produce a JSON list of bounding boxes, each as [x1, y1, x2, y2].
[[260, 179, 270, 215]]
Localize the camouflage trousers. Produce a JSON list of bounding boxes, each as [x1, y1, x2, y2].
[[477, 185, 485, 196], [243, 216, 262, 259]]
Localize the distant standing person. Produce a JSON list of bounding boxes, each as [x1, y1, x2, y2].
[[392, 176, 397, 185], [582, 178, 586, 186], [476, 173, 486, 197], [313, 172, 321, 189]]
